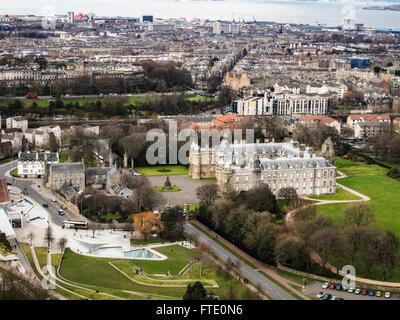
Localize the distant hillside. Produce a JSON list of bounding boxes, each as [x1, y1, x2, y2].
[[364, 4, 400, 11]]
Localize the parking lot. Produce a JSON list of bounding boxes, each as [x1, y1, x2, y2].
[[304, 282, 400, 300]]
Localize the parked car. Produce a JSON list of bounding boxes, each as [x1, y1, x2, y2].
[[354, 288, 362, 294], [58, 209, 65, 216], [348, 287, 355, 293], [336, 297, 344, 301], [369, 290, 375, 296], [385, 292, 391, 299], [322, 282, 330, 289], [376, 291, 382, 297], [361, 289, 368, 295], [336, 284, 343, 291], [330, 296, 338, 300], [61, 205, 67, 210], [316, 292, 324, 299], [322, 294, 332, 300], [329, 284, 336, 290], [43, 203, 48, 208], [51, 198, 57, 202]]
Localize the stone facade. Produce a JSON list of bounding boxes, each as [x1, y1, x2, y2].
[[49, 162, 85, 192], [189, 139, 336, 197]]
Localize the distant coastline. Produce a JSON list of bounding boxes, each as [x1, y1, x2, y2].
[[364, 4, 400, 12]]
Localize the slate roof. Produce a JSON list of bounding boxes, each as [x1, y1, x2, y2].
[[50, 162, 84, 172], [18, 152, 59, 162]]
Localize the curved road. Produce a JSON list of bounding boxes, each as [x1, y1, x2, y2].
[[184, 223, 296, 300], [0, 160, 72, 226]]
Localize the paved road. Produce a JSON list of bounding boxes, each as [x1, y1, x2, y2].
[[184, 223, 295, 300], [0, 160, 72, 226]]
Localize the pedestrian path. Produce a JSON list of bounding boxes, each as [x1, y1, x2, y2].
[[285, 173, 400, 288], [190, 221, 310, 300]]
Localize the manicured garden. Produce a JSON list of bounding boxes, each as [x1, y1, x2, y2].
[[335, 157, 388, 176], [309, 187, 361, 201], [155, 185, 181, 192], [58, 244, 255, 299], [134, 165, 188, 176]]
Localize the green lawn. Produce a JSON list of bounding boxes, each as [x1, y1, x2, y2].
[[187, 96, 217, 102], [59, 248, 188, 298], [155, 185, 181, 192], [135, 165, 188, 176], [320, 175, 400, 235], [318, 157, 400, 236], [59, 246, 255, 300], [336, 157, 388, 176], [34, 247, 48, 269], [309, 187, 361, 201], [132, 245, 198, 276]]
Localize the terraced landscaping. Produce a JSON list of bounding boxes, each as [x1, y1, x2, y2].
[[58, 245, 255, 300]]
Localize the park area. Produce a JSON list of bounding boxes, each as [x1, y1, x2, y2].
[[315, 157, 400, 281], [20, 242, 256, 300]]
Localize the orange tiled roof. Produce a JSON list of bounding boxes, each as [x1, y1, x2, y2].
[[349, 114, 390, 122], [297, 115, 337, 124]]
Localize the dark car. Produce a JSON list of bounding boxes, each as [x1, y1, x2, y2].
[[361, 289, 368, 295], [336, 297, 344, 301], [61, 205, 67, 210], [369, 290, 375, 296], [43, 203, 48, 208], [6, 182, 12, 186], [336, 284, 343, 291], [323, 294, 332, 300]]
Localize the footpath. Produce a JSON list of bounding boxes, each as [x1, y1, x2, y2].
[[191, 220, 310, 300]]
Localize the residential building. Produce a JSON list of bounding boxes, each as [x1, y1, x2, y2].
[[48, 162, 85, 191], [17, 152, 59, 178], [6, 116, 28, 132]]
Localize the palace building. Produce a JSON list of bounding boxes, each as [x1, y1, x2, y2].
[[189, 138, 336, 197]]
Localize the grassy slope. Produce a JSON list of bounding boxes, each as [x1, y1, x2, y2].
[[317, 157, 400, 282], [132, 245, 197, 276]]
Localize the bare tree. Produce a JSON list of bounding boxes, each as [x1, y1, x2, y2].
[[309, 227, 343, 269], [196, 184, 218, 205], [27, 231, 35, 246], [343, 202, 375, 228], [45, 226, 53, 249], [58, 237, 67, 254], [88, 222, 100, 238]]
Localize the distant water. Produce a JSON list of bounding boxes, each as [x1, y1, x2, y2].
[[2, 0, 400, 29]]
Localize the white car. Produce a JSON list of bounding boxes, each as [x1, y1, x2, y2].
[[348, 287, 355, 293], [51, 198, 57, 202], [385, 291, 391, 298], [330, 296, 338, 300], [316, 292, 324, 299], [354, 288, 361, 294], [321, 282, 330, 289]]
